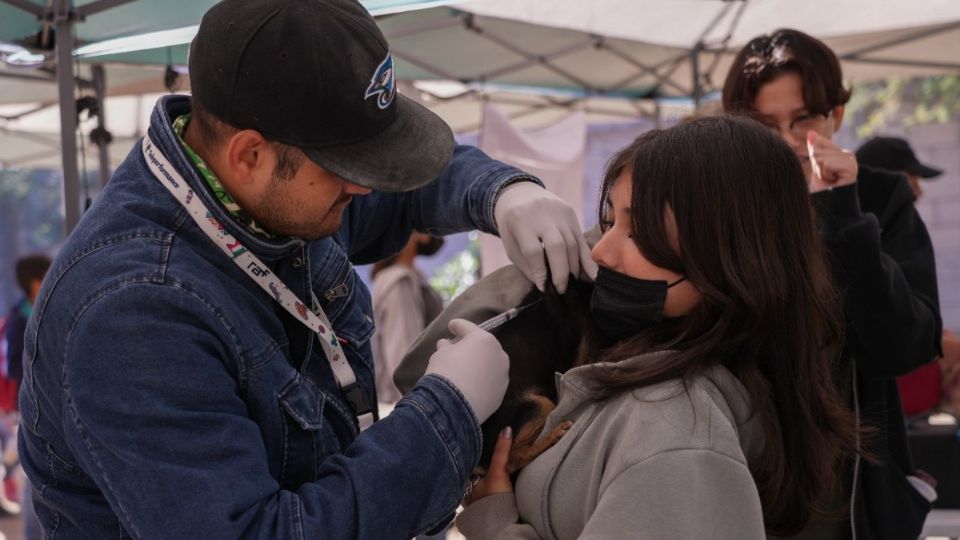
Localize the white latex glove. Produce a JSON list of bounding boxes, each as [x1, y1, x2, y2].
[[494, 181, 598, 293], [424, 319, 509, 423]]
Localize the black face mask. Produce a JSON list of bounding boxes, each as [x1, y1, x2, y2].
[[590, 266, 686, 343]]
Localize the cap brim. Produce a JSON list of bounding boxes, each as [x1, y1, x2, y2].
[[911, 163, 943, 179], [302, 95, 455, 192]]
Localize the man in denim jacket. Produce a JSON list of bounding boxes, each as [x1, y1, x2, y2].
[[17, 1, 595, 538]]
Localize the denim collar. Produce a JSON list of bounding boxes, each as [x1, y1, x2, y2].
[[146, 95, 305, 261]]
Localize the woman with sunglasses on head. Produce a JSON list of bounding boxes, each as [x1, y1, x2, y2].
[[456, 115, 860, 540], [723, 29, 942, 539]]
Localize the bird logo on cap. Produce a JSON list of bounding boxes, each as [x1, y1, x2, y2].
[[364, 52, 396, 110]]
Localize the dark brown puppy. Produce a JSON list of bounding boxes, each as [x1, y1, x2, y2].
[[477, 276, 599, 473]]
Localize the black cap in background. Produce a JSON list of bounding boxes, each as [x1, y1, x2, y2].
[[856, 136, 943, 179], [188, 0, 454, 192]]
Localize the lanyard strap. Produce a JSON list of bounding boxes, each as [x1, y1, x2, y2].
[[141, 134, 374, 431]]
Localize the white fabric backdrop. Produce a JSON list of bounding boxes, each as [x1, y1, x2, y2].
[[478, 103, 586, 277]]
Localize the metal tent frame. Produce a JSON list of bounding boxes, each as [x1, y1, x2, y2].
[[1, 0, 137, 233], [394, 0, 960, 120], [380, 1, 746, 119], [0, 0, 457, 234], [3, 0, 960, 234]]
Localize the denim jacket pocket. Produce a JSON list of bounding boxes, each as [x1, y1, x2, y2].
[[277, 376, 332, 489], [312, 242, 375, 347], [279, 376, 326, 431]]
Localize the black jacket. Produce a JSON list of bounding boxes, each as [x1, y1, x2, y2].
[[813, 165, 942, 540]]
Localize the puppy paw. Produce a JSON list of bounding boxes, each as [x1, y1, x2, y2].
[[507, 419, 574, 473]]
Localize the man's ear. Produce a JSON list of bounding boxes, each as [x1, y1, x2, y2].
[[223, 129, 273, 188], [831, 105, 845, 133]]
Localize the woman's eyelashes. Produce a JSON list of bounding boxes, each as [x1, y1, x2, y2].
[[600, 220, 635, 240]]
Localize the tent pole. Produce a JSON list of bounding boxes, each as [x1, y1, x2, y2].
[[54, 0, 81, 235], [691, 42, 703, 111], [91, 64, 111, 188]]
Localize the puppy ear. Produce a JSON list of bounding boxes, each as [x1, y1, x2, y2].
[[541, 272, 585, 317]]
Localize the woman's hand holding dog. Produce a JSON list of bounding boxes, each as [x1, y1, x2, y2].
[[464, 426, 515, 506], [463, 418, 575, 507]]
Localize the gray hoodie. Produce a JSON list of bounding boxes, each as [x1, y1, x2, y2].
[[456, 351, 767, 540]]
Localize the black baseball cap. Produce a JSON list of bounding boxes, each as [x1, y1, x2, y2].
[[855, 137, 943, 179], [188, 0, 454, 192]]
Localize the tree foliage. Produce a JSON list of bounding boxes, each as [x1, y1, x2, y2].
[[848, 74, 960, 138], [0, 168, 64, 309], [428, 234, 480, 306]]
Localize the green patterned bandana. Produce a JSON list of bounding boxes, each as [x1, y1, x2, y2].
[[172, 114, 273, 238]]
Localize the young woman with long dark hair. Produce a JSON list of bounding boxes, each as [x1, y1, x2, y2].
[[455, 115, 861, 539]]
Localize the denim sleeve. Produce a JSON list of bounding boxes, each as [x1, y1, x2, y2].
[[60, 283, 480, 539], [343, 145, 541, 265]]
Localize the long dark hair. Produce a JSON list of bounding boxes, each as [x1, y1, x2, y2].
[[586, 115, 859, 535], [722, 28, 851, 115]]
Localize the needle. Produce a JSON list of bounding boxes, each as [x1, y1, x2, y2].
[[449, 299, 542, 343]]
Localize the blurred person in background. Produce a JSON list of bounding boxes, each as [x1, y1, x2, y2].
[[857, 136, 943, 200], [1, 254, 50, 538], [856, 136, 960, 418], [371, 233, 445, 406], [3, 255, 51, 395], [724, 28, 942, 539]]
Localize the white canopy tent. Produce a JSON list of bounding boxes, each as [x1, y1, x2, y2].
[[465, 0, 960, 74], [2, 0, 960, 233], [1, 90, 165, 170], [402, 0, 960, 123]]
